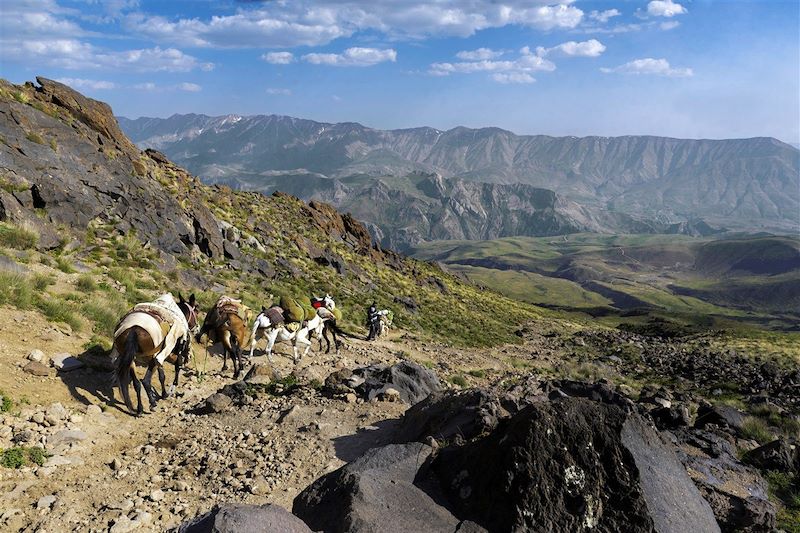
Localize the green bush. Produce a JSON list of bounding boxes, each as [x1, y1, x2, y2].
[[449, 375, 468, 387], [0, 271, 34, 309], [32, 273, 55, 291], [55, 256, 76, 274], [75, 274, 97, 292], [467, 369, 486, 378], [0, 446, 48, 469], [0, 389, 12, 412], [34, 295, 82, 332], [0, 222, 38, 250]]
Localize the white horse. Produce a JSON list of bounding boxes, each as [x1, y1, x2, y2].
[[249, 297, 335, 363]]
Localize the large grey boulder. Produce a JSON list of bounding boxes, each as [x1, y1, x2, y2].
[[429, 398, 720, 533], [293, 443, 481, 533], [349, 361, 442, 404], [179, 503, 311, 532]]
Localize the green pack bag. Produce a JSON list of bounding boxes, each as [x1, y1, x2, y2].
[[279, 294, 305, 322]]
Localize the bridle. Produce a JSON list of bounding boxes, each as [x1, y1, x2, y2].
[[180, 302, 200, 336]]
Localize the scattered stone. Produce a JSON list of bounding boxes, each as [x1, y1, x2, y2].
[[36, 495, 57, 511], [85, 405, 103, 417], [205, 393, 232, 413], [742, 438, 797, 473], [111, 458, 122, 471], [27, 349, 45, 363], [150, 489, 165, 502], [23, 361, 51, 376], [51, 352, 84, 372], [43, 455, 72, 468], [243, 363, 279, 385], [48, 429, 88, 449]]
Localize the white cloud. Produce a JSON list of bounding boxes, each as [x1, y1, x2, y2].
[[262, 51, 295, 64], [133, 82, 157, 91], [588, 9, 621, 23], [537, 39, 606, 58], [177, 82, 201, 92], [492, 72, 536, 84], [121, 1, 584, 48], [302, 47, 396, 67], [600, 58, 693, 77], [647, 0, 687, 18], [3, 39, 212, 72], [132, 82, 202, 92], [456, 48, 504, 61], [430, 46, 555, 83], [660, 20, 680, 30], [266, 88, 292, 95], [54, 77, 116, 90]]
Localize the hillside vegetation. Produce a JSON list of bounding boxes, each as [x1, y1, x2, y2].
[[0, 77, 538, 349]]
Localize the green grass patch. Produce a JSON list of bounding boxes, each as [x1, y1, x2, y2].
[[75, 274, 97, 292], [55, 256, 76, 273], [0, 389, 12, 412], [0, 446, 47, 469], [467, 369, 486, 378], [449, 374, 468, 387], [765, 471, 800, 533], [740, 416, 773, 444], [0, 222, 38, 250]]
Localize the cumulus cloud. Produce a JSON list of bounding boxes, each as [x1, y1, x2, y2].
[[537, 39, 606, 57], [54, 78, 116, 90], [302, 47, 396, 67], [3, 39, 212, 72], [266, 88, 292, 95], [132, 81, 203, 91], [588, 9, 621, 23], [492, 72, 536, 84], [647, 0, 687, 18], [456, 48, 504, 61], [430, 46, 555, 83], [600, 57, 693, 77], [262, 51, 295, 64], [121, 1, 584, 48], [177, 82, 202, 92], [660, 20, 680, 30]]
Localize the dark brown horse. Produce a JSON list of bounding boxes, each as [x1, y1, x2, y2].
[[113, 293, 198, 416], [195, 298, 250, 379]]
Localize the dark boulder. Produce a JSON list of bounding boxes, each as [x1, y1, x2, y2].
[[179, 503, 311, 532], [742, 438, 797, 473], [292, 443, 477, 533], [350, 361, 441, 404], [430, 398, 719, 533], [395, 389, 508, 444], [695, 404, 746, 433], [671, 428, 776, 531]]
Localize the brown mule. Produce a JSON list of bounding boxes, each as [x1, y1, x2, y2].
[[113, 293, 198, 416], [195, 299, 250, 379]]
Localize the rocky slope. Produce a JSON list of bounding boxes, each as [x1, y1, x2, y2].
[[119, 113, 800, 235], [0, 76, 537, 346]]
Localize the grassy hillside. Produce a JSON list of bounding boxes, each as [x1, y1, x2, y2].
[[413, 233, 800, 331], [0, 77, 540, 350]]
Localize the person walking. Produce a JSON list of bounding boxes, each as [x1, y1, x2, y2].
[[366, 302, 379, 341]]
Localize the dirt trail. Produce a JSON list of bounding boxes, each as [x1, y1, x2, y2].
[[0, 307, 564, 532]]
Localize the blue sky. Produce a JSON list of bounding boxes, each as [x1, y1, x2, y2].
[[1, 0, 798, 144]]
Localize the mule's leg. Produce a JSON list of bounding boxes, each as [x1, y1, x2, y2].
[[230, 334, 241, 379], [169, 348, 182, 397], [220, 331, 231, 372], [142, 360, 159, 410], [130, 367, 144, 416], [157, 365, 168, 399], [331, 325, 340, 354], [266, 331, 277, 364], [322, 326, 331, 354]]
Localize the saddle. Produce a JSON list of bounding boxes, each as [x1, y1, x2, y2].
[[265, 306, 284, 325], [117, 307, 171, 339]]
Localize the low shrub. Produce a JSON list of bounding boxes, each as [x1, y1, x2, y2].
[[449, 374, 468, 387], [740, 416, 773, 444]]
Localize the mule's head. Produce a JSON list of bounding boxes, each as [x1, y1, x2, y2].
[[323, 294, 336, 310], [178, 293, 200, 336]]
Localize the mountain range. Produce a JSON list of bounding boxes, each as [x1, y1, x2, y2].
[[119, 113, 800, 250]]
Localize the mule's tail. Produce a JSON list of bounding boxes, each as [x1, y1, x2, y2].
[[115, 328, 138, 412]]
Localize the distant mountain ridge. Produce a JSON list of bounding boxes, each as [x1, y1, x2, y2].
[[119, 113, 800, 244]]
